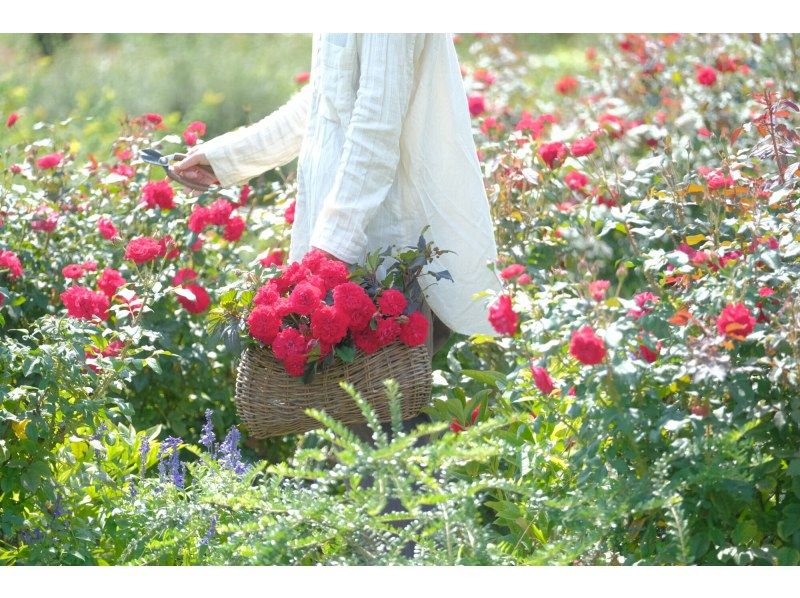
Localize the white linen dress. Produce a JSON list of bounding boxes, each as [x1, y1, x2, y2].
[[201, 33, 504, 337]]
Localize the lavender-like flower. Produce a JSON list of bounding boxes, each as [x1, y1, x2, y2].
[[157, 436, 185, 488], [139, 436, 150, 477], [199, 514, 218, 547], [52, 493, 65, 518], [218, 427, 247, 475], [200, 409, 216, 455]]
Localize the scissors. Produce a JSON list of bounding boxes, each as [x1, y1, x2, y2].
[[139, 148, 217, 192]]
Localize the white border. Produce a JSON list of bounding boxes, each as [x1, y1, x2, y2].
[[3, 0, 799, 32]]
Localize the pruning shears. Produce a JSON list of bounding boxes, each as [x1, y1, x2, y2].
[[140, 148, 217, 192]]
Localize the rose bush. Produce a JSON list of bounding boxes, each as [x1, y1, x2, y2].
[[2, 33, 800, 565]]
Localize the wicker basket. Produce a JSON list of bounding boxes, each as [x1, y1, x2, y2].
[[234, 342, 432, 438]]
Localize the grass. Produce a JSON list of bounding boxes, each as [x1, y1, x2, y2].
[[0, 33, 598, 145]]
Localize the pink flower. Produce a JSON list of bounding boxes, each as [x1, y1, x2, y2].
[[716, 303, 756, 340], [294, 71, 310, 84], [696, 65, 717, 86], [564, 170, 589, 190], [555, 75, 579, 95], [467, 94, 486, 117], [0, 250, 24, 279], [570, 137, 597, 157], [60, 286, 110, 321], [588, 280, 610, 301], [223, 216, 246, 241], [62, 264, 84, 279], [124, 237, 162, 264], [569, 326, 606, 365], [177, 284, 211, 314], [628, 291, 658, 319], [97, 268, 126, 298], [488, 294, 518, 336], [6, 112, 19, 128], [97, 218, 118, 240], [530, 365, 555, 395], [538, 141, 568, 169], [36, 152, 63, 170], [500, 263, 526, 280], [141, 180, 175, 210]]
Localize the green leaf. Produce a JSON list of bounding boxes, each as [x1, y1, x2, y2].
[[461, 369, 506, 387], [334, 344, 356, 364]]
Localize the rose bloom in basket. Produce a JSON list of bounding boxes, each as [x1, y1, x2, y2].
[[244, 248, 430, 379]]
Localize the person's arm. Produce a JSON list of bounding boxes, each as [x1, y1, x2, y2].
[[199, 84, 313, 188], [309, 34, 419, 265]]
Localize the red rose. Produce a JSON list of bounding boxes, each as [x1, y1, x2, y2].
[[141, 180, 175, 210], [177, 284, 211, 314], [488, 294, 518, 336], [555, 75, 578, 95], [60, 285, 110, 321], [188, 205, 210, 233], [538, 141, 567, 169], [570, 137, 597, 157], [31, 206, 59, 233], [353, 326, 382, 354], [517, 273, 532, 285], [247, 305, 281, 345], [530, 365, 555, 395], [450, 406, 480, 433], [705, 169, 733, 190], [223, 216, 246, 241], [284, 200, 296, 224], [758, 287, 775, 297], [6, 112, 19, 128], [564, 170, 589, 190], [467, 94, 486, 117], [500, 264, 526, 280], [259, 249, 285, 268], [310, 304, 349, 344], [473, 68, 495, 86], [172, 268, 198, 286], [696, 65, 717, 86], [272, 327, 309, 360], [332, 282, 376, 331], [638, 342, 661, 363], [81, 260, 98, 272], [124, 237, 162, 264], [253, 282, 281, 307], [399, 310, 429, 347], [588, 280, 610, 301], [317, 259, 350, 289], [97, 268, 126, 298], [238, 185, 251, 206], [288, 281, 324, 316], [159, 235, 180, 260], [569, 325, 606, 365], [111, 163, 135, 178], [36, 152, 63, 170], [182, 120, 206, 146], [145, 113, 163, 125], [375, 316, 402, 346], [207, 198, 234, 226], [294, 71, 310, 84], [97, 218, 118, 240], [377, 288, 408, 317], [716, 303, 756, 340], [628, 291, 658, 319], [0, 250, 24, 278], [9, 164, 22, 174], [282, 353, 308, 377], [62, 264, 84, 279]]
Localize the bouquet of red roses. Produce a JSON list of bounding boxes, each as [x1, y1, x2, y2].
[[213, 229, 454, 384]]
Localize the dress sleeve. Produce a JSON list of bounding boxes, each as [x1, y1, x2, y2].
[[202, 83, 313, 188], [309, 34, 419, 265]]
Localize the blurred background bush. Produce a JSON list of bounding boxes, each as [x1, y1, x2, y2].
[[0, 33, 596, 146]]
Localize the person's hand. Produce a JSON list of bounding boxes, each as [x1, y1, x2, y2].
[[172, 150, 218, 193]]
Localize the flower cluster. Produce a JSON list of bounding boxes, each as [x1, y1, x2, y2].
[[245, 249, 429, 378]]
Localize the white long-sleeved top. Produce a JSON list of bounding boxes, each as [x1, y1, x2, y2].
[[202, 33, 503, 337]]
